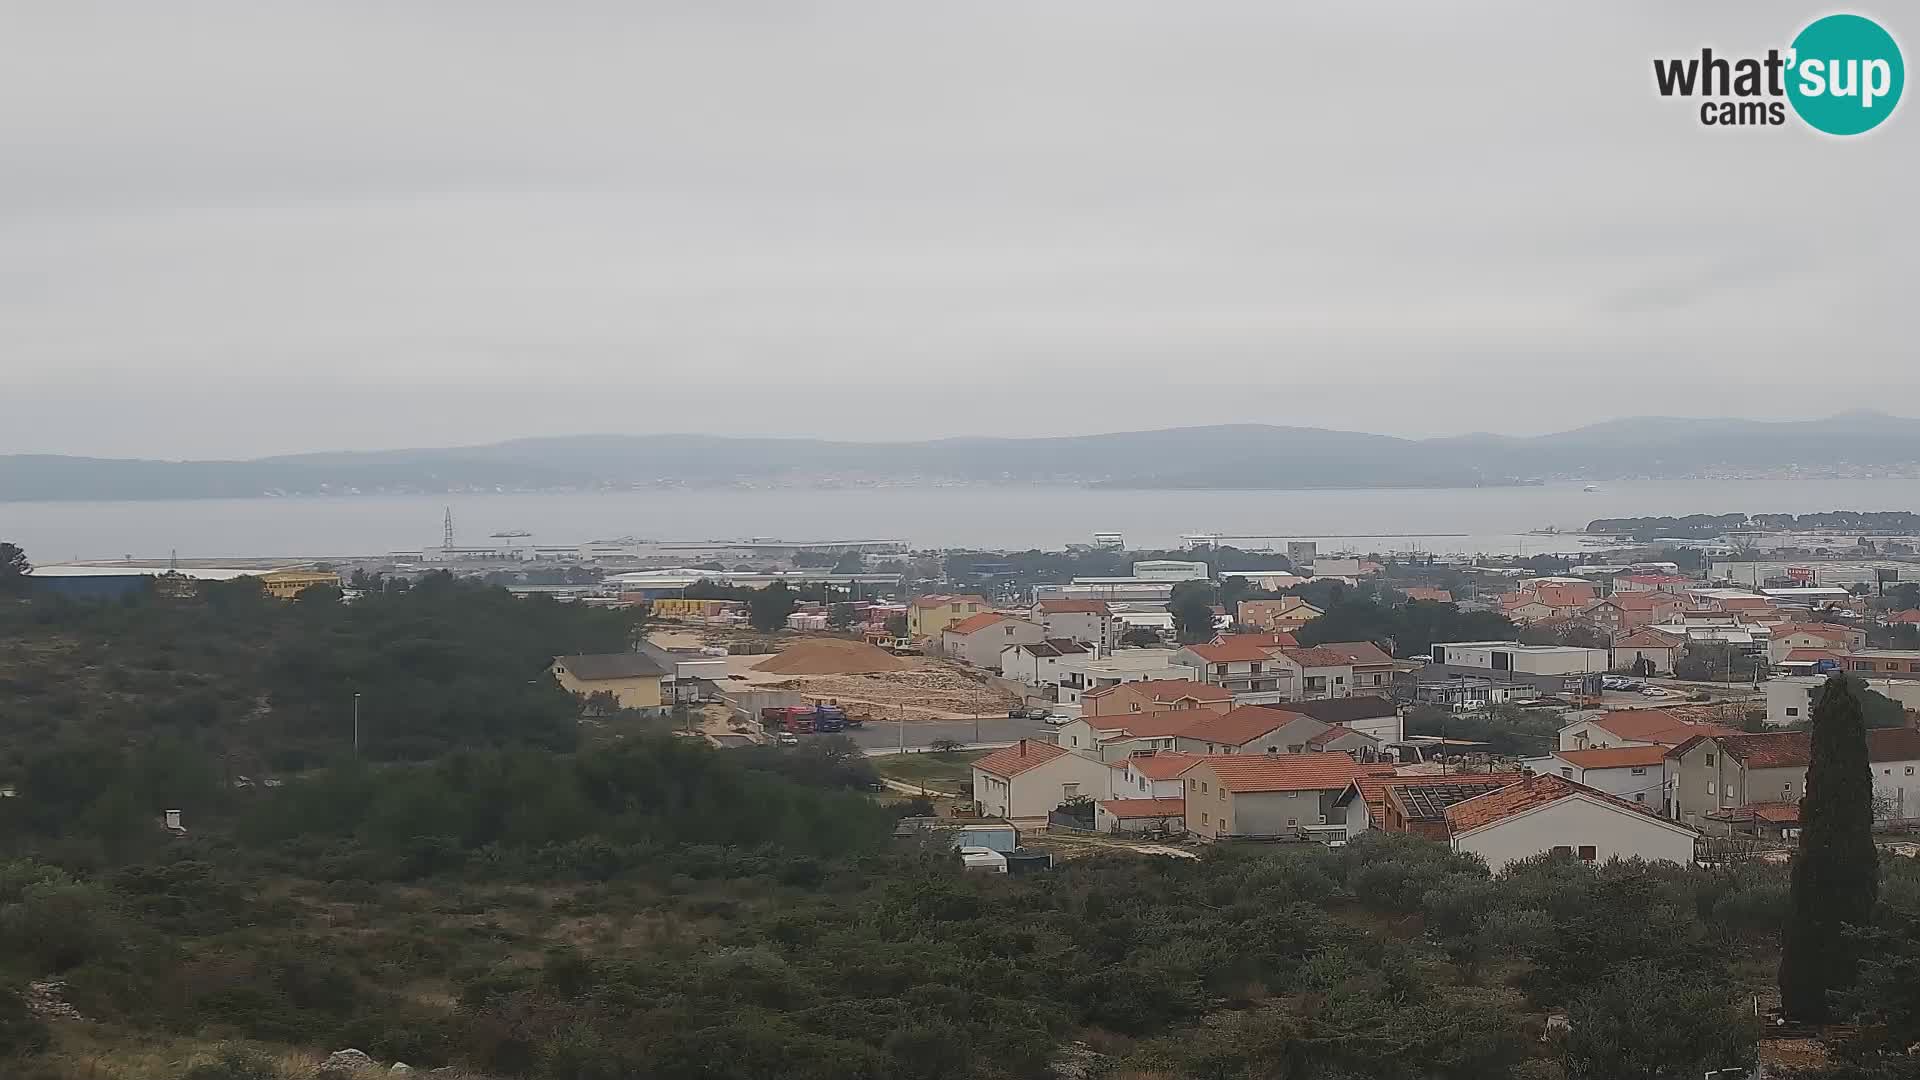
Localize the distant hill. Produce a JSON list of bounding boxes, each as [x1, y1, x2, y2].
[[6, 411, 1920, 500]]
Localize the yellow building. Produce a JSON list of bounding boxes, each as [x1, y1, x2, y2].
[[550, 653, 669, 714], [259, 569, 342, 600], [648, 597, 743, 621], [907, 593, 990, 640]]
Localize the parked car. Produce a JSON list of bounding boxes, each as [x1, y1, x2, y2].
[[1024, 706, 1052, 721], [777, 733, 800, 746], [1044, 714, 1072, 727]]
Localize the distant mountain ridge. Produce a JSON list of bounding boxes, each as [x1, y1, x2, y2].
[[5, 412, 1920, 501]]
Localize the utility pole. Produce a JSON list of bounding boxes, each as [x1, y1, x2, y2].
[[352, 692, 362, 757]]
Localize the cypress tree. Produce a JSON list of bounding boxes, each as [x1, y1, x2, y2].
[[1779, 673, 1880, 1022]]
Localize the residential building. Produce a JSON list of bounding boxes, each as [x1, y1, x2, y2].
[[1031, 599, 1122, 653], [1611, 630, 1682, 676], [1841, 649, 1920, 679], [1558, 709, 1736, 752], [1175, 638, 1297, 704], [1054, 709, 1207, 758], [970, 740, 1116, 823], [1583, 592, 1682, 635], [942, 613, 1044, 671], [1304, 640, 1397, 694], [1401, 663, 1600, 700], [1444, 774, 1699, 872], [1094, 797, 1187, 834], [550, 653, 668, 714], [1108, 750, 1205, 800], [1237, 598, 1323, 633], [1766, 674, 1920, 727], [1181, 753, 1370, 841], [1172, 706, 1329, 756], [1613, 573, 1696, 593], [1286, 695, 1405, 743], [1523, 745, 1669, 808], [1667, 726, 1920, 826], [1082, 678, 1233, 718], [1337, 772, 1526, 837], [907, 594, 989, 639], [1053, 651, 1200, 705], [1766, 622, 1867, 665], [1276, 645, 1364, 700], [999, 638, 1088, 687], [1305, 724, 1384, 760], [1399, 587, 1453, 604], [1430, 641, 1610, 677]]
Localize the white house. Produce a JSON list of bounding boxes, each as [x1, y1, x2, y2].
[[941, 613, 1045, 671], [998, 638, 1089, 688], [970, 740, 1116, 823], [1108, 750, 1204, 800], [1052, 649, 1198, 705], [1031, 600, 1123, 654], [1444, 774, 1699, 873], [1430, 641, 1610, 676], [1557, 708, 1735, 752], [1521, 745, 1669, 809]]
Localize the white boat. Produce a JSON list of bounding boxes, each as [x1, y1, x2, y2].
[[1582, 484, 1600, 493]]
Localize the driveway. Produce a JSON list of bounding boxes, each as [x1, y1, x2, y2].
[[848, 714, 1054, 751]]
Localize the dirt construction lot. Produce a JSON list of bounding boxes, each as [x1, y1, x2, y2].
[[648, 629, 1021, 720]]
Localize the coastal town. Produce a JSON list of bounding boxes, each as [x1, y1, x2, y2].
[[19, 516, 1920, 870]]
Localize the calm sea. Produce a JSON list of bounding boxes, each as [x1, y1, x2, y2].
[[6, 478, 1920, 563]]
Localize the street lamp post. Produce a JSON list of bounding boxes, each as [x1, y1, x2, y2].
[[352, 692, 362, 758]]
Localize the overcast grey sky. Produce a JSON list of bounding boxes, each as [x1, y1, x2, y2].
[[2, 2, 1911, 458]]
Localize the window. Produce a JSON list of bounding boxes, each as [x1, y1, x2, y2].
[[1785, 782, 1794, 793], [1218, 789, 1225, 802], [1704, 752, 1715, 766], [1335, 676, 1344, 685], [1201, 811, 1209, 825], [1787, 707, 1799, 717], [1551, 845, 1572, 856], [1559, 767, 1573, 778], [1630, 767, 1646, 776], [1634, 792, 1645, 803], [1265, 746, 1278, 754], [1188, 779, 1196, 791], [1578, 845, 1597, 862], [1287, 817, 1297, 827], [1201, 782, 1209, 794], [1707, 781, 1716, 795]]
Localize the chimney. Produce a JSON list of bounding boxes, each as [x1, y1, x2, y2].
[[1019, 740, 1027, 757]]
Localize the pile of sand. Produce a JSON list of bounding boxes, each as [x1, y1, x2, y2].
[[753, 638, 911, 676]]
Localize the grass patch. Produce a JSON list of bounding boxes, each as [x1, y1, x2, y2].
[[873, 749, 987, 792]]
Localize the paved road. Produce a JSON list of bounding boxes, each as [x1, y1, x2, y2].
[[847, 715, 1054, 751]]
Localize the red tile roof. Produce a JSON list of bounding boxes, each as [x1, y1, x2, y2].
[[1552, 745, 1670, 769], [1349, 771, 1527, 822], [1887, 610, 1920, 624], [1603, 592, 1676, 611], [1125, 750, 1206, 779], [1869, 727, 1920, 762], [1444, 773, 1671, 834], [1400, 588, 1453, 603], [1306, 724, 1362, 749], [1085, 678, 1232, 703], [1193, 752, 1361, 793], [1716, 731, 1811, 769], [1282, 645, 1362, 667], [1218, 631, 1301, 649], [1089, 708, 1216, 738], [1098, 795, 1182, 818], [1534, 584, 1598, 608], [1309, 641, 1396, 666], [1772, 622, 1859, 640], [1782, 647, 1845, 664], [1614, 630, 1679, 649], [973, 739, 1069, 778], [943, 612, 1006, 635], [1710, 800, 1801, 825], [1097, 797, 1187, 820], [1009, 638, 1088, 658], [1036, 600, 1112, 615], [1589, 709, 1738, 746], [1178, 705, 1312, 747]]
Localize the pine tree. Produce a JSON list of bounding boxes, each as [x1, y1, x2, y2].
[[1779, 672, 1880, 1023]]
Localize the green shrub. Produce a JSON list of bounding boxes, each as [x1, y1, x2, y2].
[[0, 982, 50, 1058]]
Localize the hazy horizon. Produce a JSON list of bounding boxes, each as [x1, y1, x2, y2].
[[5, 2, 1911, 459]]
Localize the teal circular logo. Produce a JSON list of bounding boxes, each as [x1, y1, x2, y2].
[[1787, 14, 1904, 135]]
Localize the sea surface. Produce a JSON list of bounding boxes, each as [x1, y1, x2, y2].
[[6, 478, 1920, 563]]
